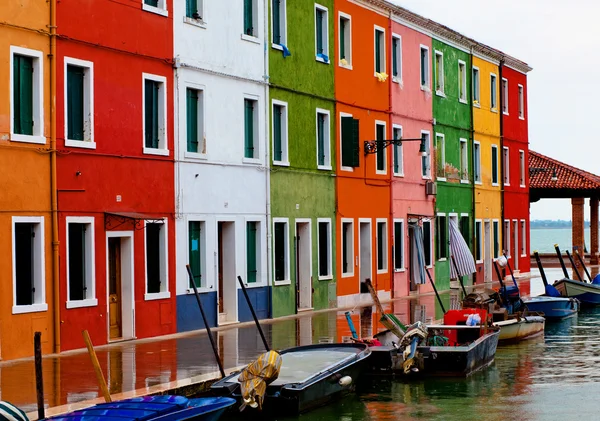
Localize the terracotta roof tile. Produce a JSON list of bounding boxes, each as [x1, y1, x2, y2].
[[529, 150, 600, 190]]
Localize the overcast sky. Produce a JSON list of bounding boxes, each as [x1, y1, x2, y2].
[[390, 0, 597, 221]]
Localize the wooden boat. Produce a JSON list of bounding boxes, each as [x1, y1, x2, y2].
[[521, 295, 579, 320], [494, 315, 545, 341], [553, 278, 600, 305], [45, 395, 236, 421], [210, 343, 370, 415]]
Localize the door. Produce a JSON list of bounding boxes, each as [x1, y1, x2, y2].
[[296, 222, 312, 310], [108, 237, 122, 340], [359, 222, 372, 293], [484, 221, 492, 282], [218, 223, 224, 315], [513, 220, 519, 271], [408, 224, 418, 292]]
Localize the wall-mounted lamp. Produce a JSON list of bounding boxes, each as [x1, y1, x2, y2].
[[529, 167, 558, 182], [364, 134, 427, 157], [75, 171, 82, 176]]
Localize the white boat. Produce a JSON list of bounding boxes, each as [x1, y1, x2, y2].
[[493, 315, 545, 342]]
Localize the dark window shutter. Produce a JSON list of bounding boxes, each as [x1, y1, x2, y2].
[[68, 223, 86, 301], [316, 9, 323, 54], [274, 223, 285, 281], [189, 221, 202, 288], [318, 222, 329, 276], [394, 222, 403, 270], [272, 0, 281, 44], [375, 31, 381, 73], [317, 113, 325, 166], [342, 224, 348, 273], [376, 124, 385, 171], [145, 0, 159, 6], [15, 223, 35, 305], [341, 116, 360, 168], [244, 99, 255, 158], [350, 118, 360, 167], [377, 223, 384, 270], [186, 0, 197, 18], [244, 0, 253, 36], [493, 222, 499, 258], [340, 20, 346, 60], [186, 88, 198, 153], [14, 55, 34, 136], [273, 105, 282, 161], [392, 38, 398, 77], [146, 224, 161, 294], [145, 80, 159, 148], [67, 65, 85, 141], [246, 222, 257, 283]]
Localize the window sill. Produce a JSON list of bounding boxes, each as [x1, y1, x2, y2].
[[66, 298, 98, 309], [422, 175, 431, 180], [186, 287, 212, 294], [273, 160, 290, 167], [503, 111, 509, 116], [420, 85, 431, 93], [492, 182, 499, 187], [394, 268, 406, 273], [438, 258, 447, 262], [243, 157, 261, 165], [375, 170, 387, 176], [339, 62, 353, 70], [460, 179, 470, 184], [476, 260, 484, 265], [393, 172, 404, 178], [519, 116, 525, 120], [143, 147, 170, 156], [318, 275, 333, 281], [66, 139, 96, 149], [459, 99, 468, 105], [340, 166, 354, 172], [12, 303, 48, 315], [437, 177, 447, 182], [272, 44, 284, 51], [392, 77, 403, 85], [435, 90, 446, 97], [184, 151, 207, 160], [505, 183, 511, 187], [184, 17, 207, 29], [315, 55, 330, 64], [274, 280, 291, 286], [11, 133, 46, 145], [241, 34, 261, 44], [142, 3, 168, 17], [520, 254, 527, 258], [341, 272, 354, 278], [145, 291, 171, 301], [377, 269, 388, 275], [491, 108, 498, 113], [475, 181, 483, 185], [317, 165, 332, 171], [240, 282, 267, 288], [473, 102, 481, 108], [520, 184, 526, 188]]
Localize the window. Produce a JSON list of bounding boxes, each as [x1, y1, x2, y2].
[[65, 58, 94, 148], [145, 221, 168, 299], [272, 100, 288, 164], [392, 35, 402, 82], [491, 145, 499, 185], [502, 78, 508, 114], [376, 122, 386, 173], [393, 220, 404, 271], [12, 217, 47, 314], [436, 215, 448, 260], [458, 60, 467, 102], [188, 221, 204, 288], [339, 13, 351, 67], [392, 125, 403, 176], [472, 67, 480, 105], [143, 74, 167, 155], [318, 219, 332, 279], [273, 219, 289, 282], [374, 27, 385, 74], [493, 220, 500, 259], [243, 0, 257, 37], [376, 220, 388, 272], [503, 146, 510, 185], [246, 222, 259, 283], [341, 220, 354, 276], [66, 217, 97, 308], [513, 220, 519, 260], [435, 51, 444, 94], [420, 46, 430, 88], [316, 109, 331, 169], [272, 0, 287, 47], [421, 132, 430, 178], [186, 0, 203, 20], [244, 97, 258, 159], [11, 47, 44, 144], [503, 220, 510, 257], [143, 0, 167, 16], [475, 220, 482, 262], [186, 87, 204, 154], [490, 73, 497, 110], [340, 115, 359, 168], [460, 138, 468, 182], [460, 216, 470, 244], [518, 84, 524, 119], [519, 150, 525, 187], [474, 141, 481, 183], [435, 133, 445, 179], [315, 5, 329, 62], [520, 220, 526, 256], [422, 220, 432, 267]]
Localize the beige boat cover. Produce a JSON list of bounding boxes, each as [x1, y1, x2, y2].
[[238, 350, 283, 411]]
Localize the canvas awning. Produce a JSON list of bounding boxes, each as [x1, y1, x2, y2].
[[449, 218, 476, 278], [104, 212, 166, 230]]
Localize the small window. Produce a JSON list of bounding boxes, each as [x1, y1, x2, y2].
[[435, 133, 445, 179], [11, 47, 44, 144], [502, 78, 508, 114], [393, 220, 404, 271], [143, 0, 167, 15], [186, 88, 204, 154], [422, 220, 432, 267], [145, 221, 168, 297], [67, 218, 97, 308], [316, 109, 331, 169], [315, 5, 329, 62], [392, 126, 403, 176], [143, 74, 168, 155], [460, 216, 470, 243], [436, 215, 448, 260], [341, 115, 360, 168], [421, 132, 430, 178], [392, 35, 402, 81], [460, 138, 468, 182], [503, 146, 510, 185], [520, 220, 526, 256], [318, 219, 332, 279], [513, 220, 519, 259], [65, 58, 94, 147], [376, 220, 388, 272], [246, 222, 259, 283], [188, 221, 204, 288], [341, 220, 354, 276], [491, 145, 499, 185], [435, 51, 444, 94], [474, 142, 481, 183], [420, 46, 430, 88], [376, 122, 386, 173], [493, 220, 500, 259], [519, 150, 525, 187], [490, 73, 497, 110], [475, 220, 482, 262], [273, 220, 289, 282], [374, 27, 385, 74], [244, 98, 258, 159], [518, 84, 524, 119], [186, 0, 203, 20], [503, 220, 510, 257], [272, 0, 287, 47], [472, 67, 480, 105], [243, 0, 258, 37], [339, 13, 352, 66], [272, 100, 288, 164], [458, 60, 467, 102]]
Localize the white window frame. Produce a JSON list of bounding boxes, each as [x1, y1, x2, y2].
[[10, 46, 45, 145], [491, 144, 499, 186], [503, 146, 510, 186], [391, 34, 402, 84], [316, 108, 331, 170], [502, 77, 509, 115], [490, 73, 498, 112], [64, 57, 95, 149], [144, 219, 170, 301], [186, 219, 208, 293], [492, 219, 500, 259], [458, 60, 467, 103], [393, 219, 405, 272], [339, 111, 354, 172], [244, 219, 264, 286], [420, 45, 430, 90], [241, 0, 259, 42], [422, 219, 433, 268], [376, 218, 388, 274], [66, 217, 98, 309], [460, 137, 469, 183], [503, 219, 511, 258], [271, 0, 288, 49], [314, 4, 330, 63], [518, 84, 524, 120], [475, 219, 483, 264], [317, 218, 333, 280], [472, 66, 480, 106], [12, 216, 47, 314], [272, 99, 289, 166], [142, 73, 168, 156], [520, 220, 527, 257], [341, 218, 354, 278], [142, 0, 168, 17], [273, 218, 291, 285], [374, 25, 386, 77], [421, 130, 431, 179], [183, 0, 206, 28], [338, 12, 352, 69], [519, 149, 525, 188], [375, 120, 387, 175], [184, 82, 207, 160], [243, 94, 261, 164], [436, 133, 446, 181], [392, 124, 403, 177], [434, 50, 444, 96], [474, 140, 482, 184]]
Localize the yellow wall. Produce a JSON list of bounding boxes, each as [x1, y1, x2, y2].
[[0, 2, 54, 360]]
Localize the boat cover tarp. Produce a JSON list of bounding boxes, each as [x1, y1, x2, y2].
[[449, 218, 476, 278], [0, 401, 29, 421], [238, 350, 282, 411], [409, 223, 426, 285], [593, 274, 600, 285]]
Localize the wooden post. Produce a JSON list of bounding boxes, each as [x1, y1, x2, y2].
[[82, 330, 112, 402], [34, 332, 45, 420]]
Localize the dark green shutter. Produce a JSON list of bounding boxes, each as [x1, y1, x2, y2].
[[342, 224, 348, 273], [377, 223, 384, 270], [14, 55, 33, 136], [316, 9, 323, 55], [423, 222, 431, 266], [493, 222, 499, 258], [492, 146, 498, 184], [393, 129, 399, 174], [375, 31, 381, 73], [460, 216, 470, 246], [340, 19, 346, 60], [274, 223, 285, 281], [341, 116, 360, 168], [272, 0, 281, 44], [376, 124, 385, 171], [392, 38, 398, 77], [245, 99, 255, 158], [394, 222, 402, 270], [186, 0, 197, 18], [145, 80, 159, 148], [146, 223, 161, 294], [351, 118, 360, 167], [246, 222, 257, 283], [15, 223, 35, 306], [319, 223, 329, 277], [273, 105, 282, 161], [189, 221, 202, 288], [437, 216, 447, 260], [67, 65, 84, 141], [187, 88, 198, 153], [244, 0, 253, 36], [420, 48, 427, 86], [317, 113, 325, 166], [145, 0, 158, 6], [68, 224, 86, 301], [476, 223, 482, 261]]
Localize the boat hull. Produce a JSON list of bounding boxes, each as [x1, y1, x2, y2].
[[522, 296, 579, 320], [494, 316, 545, 342], [553, 279, 600, 305]]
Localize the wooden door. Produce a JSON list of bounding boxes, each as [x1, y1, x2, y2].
[[218, 223, 224, 314], [108, 237, 122, 340]]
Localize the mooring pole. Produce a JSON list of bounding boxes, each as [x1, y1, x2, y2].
[[34, 332, 45, 420], [237, 276, 270, 352]]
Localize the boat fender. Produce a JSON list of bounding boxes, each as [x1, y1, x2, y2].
[[338, 376, 353, 387]]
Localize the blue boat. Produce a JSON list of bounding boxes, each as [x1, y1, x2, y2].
[[553, 278, 600, 305], [45, 395, 236, 421], [522, 296, 579, 320]]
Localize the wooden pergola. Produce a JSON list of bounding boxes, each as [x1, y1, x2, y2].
[[529, 150, 600, 264]]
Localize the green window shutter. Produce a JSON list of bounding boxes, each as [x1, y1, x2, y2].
[[377, 223, 384, 270], [186, 88, 198, 153], [14, 55, 34, 136], [340, 20, 346, 60], [392, 38, 398, 77], [318, 223, 329, 276], [186, 0, 197, 18], [420, 49, 427, 86], [145, 80, 159, 148], [246, 222, 257, 283], [460, 216, 470, 246], [317, 113, 325, 166], [146, 224, 161, 294], [341, 116, 360, 168], [68, 223, 86, 301], [393, 145, 399, 174], [492, 146, 498, 184], [376, 124, 385, 171], [423, 222, 431, 266], [244, 0, 253, 36], [493, 222, 499, 258], [342, 225, 348, 273], [67, 65, 85, 141], [272, 0, 281, 44], [375, 31, 381, 73], [189, 221, 202, 288], [273, 105, 282, 161], [394, 222, 402, 270], [274, 223, 285, 281], [316, 9, 323, 55], [244, 99, 255, 158], [145, 0, 158, 6]]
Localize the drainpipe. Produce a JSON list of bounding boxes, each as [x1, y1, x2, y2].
[[469, 48, 476, 286], [387, 10, 393, 298], [50, 0, 60, 353], [263, 2, 273, 318], [499, 57, 505, 278]]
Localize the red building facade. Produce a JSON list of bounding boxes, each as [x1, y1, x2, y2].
[[56, 0, 176, 351]]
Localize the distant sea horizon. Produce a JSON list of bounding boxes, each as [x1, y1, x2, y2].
[[530, 227, 591, 254]]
